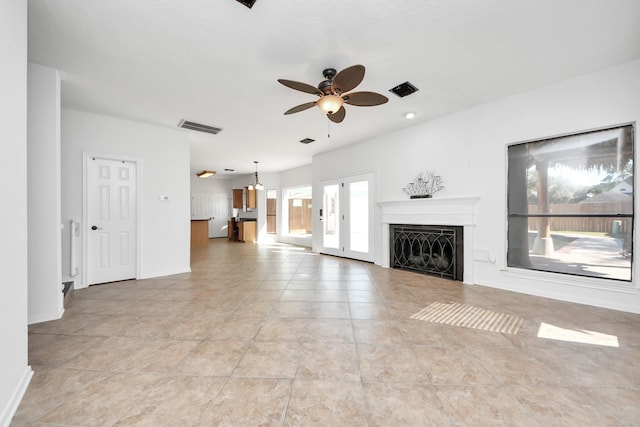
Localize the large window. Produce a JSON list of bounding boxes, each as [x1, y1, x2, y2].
[[507, 124, 634, 281], [283, 186, 312, 236]]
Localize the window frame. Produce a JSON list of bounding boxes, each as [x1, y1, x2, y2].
[[282, 185, 313, 237], [505, 122, 635, 284]]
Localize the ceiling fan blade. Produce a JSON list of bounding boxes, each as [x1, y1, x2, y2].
[[331, 65, 365, 94], [284, 101, 317, 115], [278, 79, 322, 96], [327, 106, 345, 123], [343, 91, 389, 106]]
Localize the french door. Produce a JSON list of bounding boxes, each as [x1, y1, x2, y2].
[[321, 173, 374, 262]]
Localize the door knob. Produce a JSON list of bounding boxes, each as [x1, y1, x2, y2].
[[91, 225, 102, 230]]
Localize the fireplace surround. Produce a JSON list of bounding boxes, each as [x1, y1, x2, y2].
[[379, 197, 479, 284]]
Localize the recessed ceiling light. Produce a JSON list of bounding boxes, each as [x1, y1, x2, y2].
[[405, 112, 416, 119], [224, 168, 234, 172], [300, 138, 315, 144]]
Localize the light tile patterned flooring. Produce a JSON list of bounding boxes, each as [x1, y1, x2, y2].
[[13, 238, 640, 426]]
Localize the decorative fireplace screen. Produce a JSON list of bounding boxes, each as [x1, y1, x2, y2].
[[390, 224, 464, 281]]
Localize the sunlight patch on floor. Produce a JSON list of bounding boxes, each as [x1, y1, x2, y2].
[[537, 322, 619, 347], [411, 301, 523, 334]]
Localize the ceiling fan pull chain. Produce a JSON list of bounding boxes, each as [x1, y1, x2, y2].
[[327, 118, 331, 138]]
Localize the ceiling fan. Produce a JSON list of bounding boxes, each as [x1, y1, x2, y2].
[[278, 65, 388, 123]]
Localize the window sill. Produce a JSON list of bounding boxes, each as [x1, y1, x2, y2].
[[502, 267, 638, 294]]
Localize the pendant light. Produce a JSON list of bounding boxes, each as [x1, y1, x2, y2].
[[248, 161, 264, 190]]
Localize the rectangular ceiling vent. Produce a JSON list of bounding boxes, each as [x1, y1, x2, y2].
[[300, 138, 315, 144], [178, 120, 222, 135], [389, 81, 419, 98], [235, 0, 257, 8]]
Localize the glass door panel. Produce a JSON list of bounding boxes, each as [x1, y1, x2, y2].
[[321, 174, 373, 262], [323, 184, 340, 250], [349, 180, 368, 253]]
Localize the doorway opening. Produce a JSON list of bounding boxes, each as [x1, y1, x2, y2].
[[321, 173, 374, 262]]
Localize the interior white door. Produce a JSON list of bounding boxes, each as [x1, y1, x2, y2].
[[321, 174, 374, 262], [87, 157, 137, 285], [209, 193, 229, 238]]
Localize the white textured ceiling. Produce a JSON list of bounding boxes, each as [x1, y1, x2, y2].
[[28, 0, 640, 176]]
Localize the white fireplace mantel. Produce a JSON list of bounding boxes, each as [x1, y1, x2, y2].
[[378, 197, 479, 284]]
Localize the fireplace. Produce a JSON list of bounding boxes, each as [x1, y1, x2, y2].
[[390, 224, 463, 281], [378, 197, 479, 284]]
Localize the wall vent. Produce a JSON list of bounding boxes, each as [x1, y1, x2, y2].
[[389, 81, 419, 98], [235, 0, 257, 8], [300, 138, 315, 144], [178, 120, 222, 135]]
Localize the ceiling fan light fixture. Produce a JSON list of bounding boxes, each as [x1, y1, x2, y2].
[[317, 95, 344, 114], [279, 65, 386, 123]]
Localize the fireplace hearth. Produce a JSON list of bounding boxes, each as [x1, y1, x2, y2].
[[390, 224, 464, 281]]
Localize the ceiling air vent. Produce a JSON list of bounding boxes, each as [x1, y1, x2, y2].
[[300, 138, 315, 144], [389, 81, 419, 98], [235, 0, 257, 8], [178, 120, 222, 135]]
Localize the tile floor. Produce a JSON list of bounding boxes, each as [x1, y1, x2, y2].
[[12, 238, 640, 426]]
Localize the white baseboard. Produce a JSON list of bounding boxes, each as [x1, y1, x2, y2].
[[138, 267, 191, 280], [0, 365, 33, 427], [28, 307, 64, 325]]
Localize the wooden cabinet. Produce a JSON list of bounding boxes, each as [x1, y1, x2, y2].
[[239, 221, 256, 242], [232, 189, 243, 209], [246, 187, 257, 209], [227, 220, 236, 240], [227, 220, 256, 243], [190, 220, 209, 248], [232, 188, 256, 209]]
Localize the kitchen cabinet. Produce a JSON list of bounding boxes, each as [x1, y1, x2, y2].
[[227, 220, 256, 243], [232, 187, 256, 209], [246, 187, 257, 209], [232, 189, 243, 209], [190, 220, 209, 248]]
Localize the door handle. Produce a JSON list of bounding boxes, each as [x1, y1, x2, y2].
[[91, 225, 102, 230]]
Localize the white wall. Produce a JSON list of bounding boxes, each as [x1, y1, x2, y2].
[[0, 1, 32, 425], [279, 164, 313, 247], [61, 109, 191, 286], [190, 175, 232, 194], [313, 59, 640, 313], [27, 63, 63, 324]]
